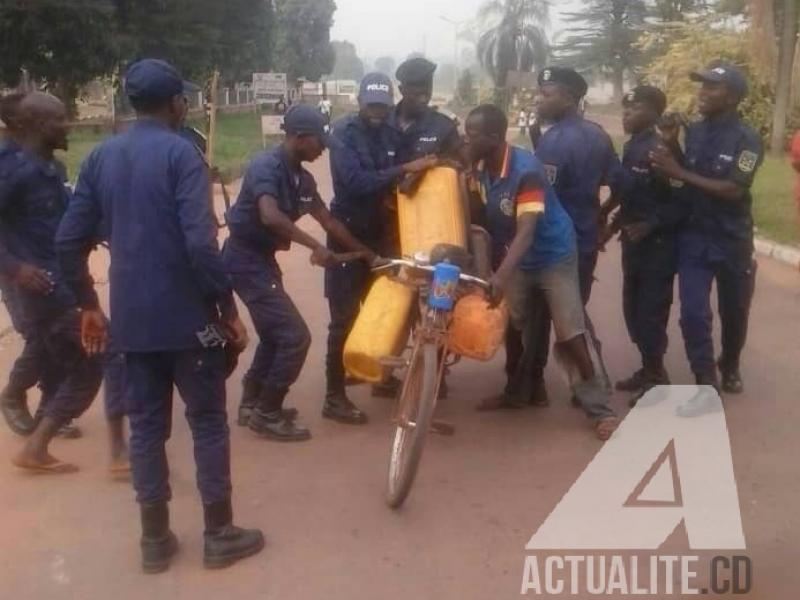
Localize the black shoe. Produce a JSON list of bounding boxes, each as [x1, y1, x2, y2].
[[630, 366, 671, 407], [322, 393, 368, 424], [0, 388, 35, 436], [529, 379, 549, 407], [615, 368, 646, 392], [203, 499, 265, 569], [56, 421, 82, 439], [140, 502, 179, 574], [248, 410, 311, 442], [717, 359, 743, 394], [237, 378, 261, 426], [371, 376, 402, 398], [239, 403, 297, 426]]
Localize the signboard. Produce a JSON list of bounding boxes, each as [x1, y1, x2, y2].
[[252, 72, 288, 100], [261, 115, 284, 138]]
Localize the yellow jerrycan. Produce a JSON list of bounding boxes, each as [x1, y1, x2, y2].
[[343, 275, 415, 383], [397, 166, 468, 256], [448, 294, 508, 362]]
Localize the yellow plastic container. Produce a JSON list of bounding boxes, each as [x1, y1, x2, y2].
[[448, 294, 508, 362], [398, 167, 467, 256], [343, 275, 415, 382]]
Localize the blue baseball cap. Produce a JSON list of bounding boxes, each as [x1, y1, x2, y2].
[[359, 72, 394, 107], [282, 104, 329, 145], [125, 59, 185, 103], [690, 64, 748, 99]]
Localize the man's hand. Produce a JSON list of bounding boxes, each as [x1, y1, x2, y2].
[[80, 309, 108, 356], [487, 271, 510, 308], [623, 221, 654, 244], [310, 245, 336, 268], [13, 264, 54, 295], [598, 222, 617, 251], [656, 112, 683, 146], [650, 145, 685, 180], [222, 315, 249, 353], [402, 155, 438, 174]]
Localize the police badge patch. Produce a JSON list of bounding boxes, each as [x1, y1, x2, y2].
[[500, 196, 515, 217], [737, 150, 758, 173], [544, 164, 557, 185]]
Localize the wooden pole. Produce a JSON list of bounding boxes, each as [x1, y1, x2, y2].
[[207, 70, 220, 165]]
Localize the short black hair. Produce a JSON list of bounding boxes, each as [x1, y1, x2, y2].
[[468, 104, 508, 138], [0, 92, 26, 127]]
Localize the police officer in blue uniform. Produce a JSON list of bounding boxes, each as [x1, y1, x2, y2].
[[0, 92, 103, 472], [531, 67, 621, 394], [650, 64, 762, 398], [610, 86, 685, 402], [225, 104, 378, 441], [325, 73, 437, 423], [465, 104, 618, 440], [57, 59, 263, 573]]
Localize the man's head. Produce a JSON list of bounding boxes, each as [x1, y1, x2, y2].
[[283, 104, 329, 162], [18, 92, 70, 153], [465, 104, 508, 163], [396, 57, 436, 117], [125, 59, 188, 130], [690, 63, 748, 117], [0, 92, 27, 136], [622, 85, 667, 135], [536, 67, 588, 122], [358, 72, 395, 128]]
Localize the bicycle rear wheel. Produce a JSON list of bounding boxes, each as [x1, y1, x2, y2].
[[386, 338, 439, 509]]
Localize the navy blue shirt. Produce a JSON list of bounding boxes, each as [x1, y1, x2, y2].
[[57, 119, 234, 353], [681, 112, 763, 254], [535, 113, 623, 253], [477, 144, 576, 272], [0, 147, 76, 322], [329, 113, 402, 245], [226, 146, 318, 262], [0, 138, 23, 276], [388, 103, 461, 163], [620, 128, 685, 234]]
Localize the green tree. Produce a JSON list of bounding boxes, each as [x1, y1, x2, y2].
[[213, 0, 275, 85], [330, 40, 365, 80], [556, 0, 648, 101], [476, 0, 549, 106], [273, 0, 336, 82], [0, 0, 118, 116], [374, 56, 397, 76]]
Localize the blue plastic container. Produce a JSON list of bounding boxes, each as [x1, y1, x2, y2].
[[429, 262, 461, 310]]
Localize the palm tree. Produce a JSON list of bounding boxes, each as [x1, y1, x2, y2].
[[476, 0, 550, 105]]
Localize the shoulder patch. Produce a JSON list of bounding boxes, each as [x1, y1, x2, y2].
[[737, 150, 758, 174], [544, 164, 557, 185]]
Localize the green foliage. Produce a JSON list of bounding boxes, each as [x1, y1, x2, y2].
[[273, 0, 336, 82], [330, 41, 365, 81], [0, 0, 118, 114]]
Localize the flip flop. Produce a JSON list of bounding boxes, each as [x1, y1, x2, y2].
[[595, 418, 619, 441], [12, 457, 79, 474]]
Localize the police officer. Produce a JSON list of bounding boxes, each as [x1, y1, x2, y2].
[[57, 59, 263, 573], [0, 92, 103, 473], [650, 64, 762, 400], [611, 86, 685, 402], [225, 104, 377, 441], [465, 104, 618, 440], [532, 67, 621, 395], [325, 73, 437, 423]]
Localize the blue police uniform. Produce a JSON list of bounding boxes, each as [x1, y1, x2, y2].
[[324, 112, 402, 395], [0, 147, 102, 424], [223, 146, 315, 407], [388, 105, 460, 163], [620, 128, 684, 367], [678, 111, 762, 379], [57, 117, 234, 505]]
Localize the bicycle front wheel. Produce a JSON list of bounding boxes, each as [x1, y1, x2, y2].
[[385, 338, 440, 509]]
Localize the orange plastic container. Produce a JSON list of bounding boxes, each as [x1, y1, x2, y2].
[[447, 294, 508, 361], [397, 167, 467, 256], [343, 275, 415, 382]]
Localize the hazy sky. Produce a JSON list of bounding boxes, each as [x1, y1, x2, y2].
[[330, 0, 576, 64]]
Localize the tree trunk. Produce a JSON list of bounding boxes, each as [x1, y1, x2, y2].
[[771, 0, 797, 154]]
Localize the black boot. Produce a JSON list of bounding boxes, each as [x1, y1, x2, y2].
[[323, 392, 368, 424], [248, 387, 310, 442], [203, 499, 265, 569], [237, 378, 261, 426], [616, 368, 646, 392], [718, 358, 743, 394], [0, 386, 35, 436], [140, 502, 178, 574], [629, 359, 671, 407]]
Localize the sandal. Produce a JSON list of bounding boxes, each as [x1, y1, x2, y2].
[[595, 417, 619, 441]]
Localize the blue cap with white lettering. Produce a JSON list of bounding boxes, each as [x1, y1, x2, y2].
[[690, 63, 748, 99], [359, 72, 394, 107]]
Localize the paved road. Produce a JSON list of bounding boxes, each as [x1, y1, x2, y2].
[[0, 155, 798, 599]]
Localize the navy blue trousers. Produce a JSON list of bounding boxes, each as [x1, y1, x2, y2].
[[124, 349, 231, 505], [104, 353, 127, 421]]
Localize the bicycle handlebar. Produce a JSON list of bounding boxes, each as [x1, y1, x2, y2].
[[372, 258, 491, 291]]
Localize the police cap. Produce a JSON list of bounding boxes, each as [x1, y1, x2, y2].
[[125, 59, 185, 103], [283, 104, 329, 146], [537, 67, 589, 100], [396, 57, 437, 85], [690, 63, 748, 100], [622, 85, 667, 115]]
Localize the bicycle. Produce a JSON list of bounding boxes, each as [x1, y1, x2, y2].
[[372, 248, 490, 509]]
